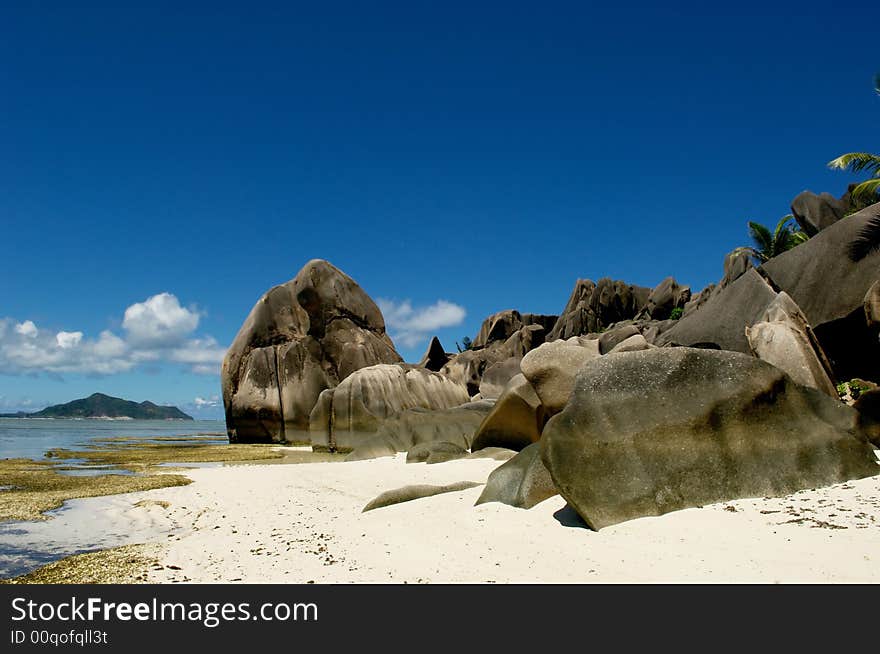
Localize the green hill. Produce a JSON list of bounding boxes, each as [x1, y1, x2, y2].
[[5, 393, 194, 420]]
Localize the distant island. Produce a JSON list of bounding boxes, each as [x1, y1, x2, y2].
[[0, 393, 193, 420]]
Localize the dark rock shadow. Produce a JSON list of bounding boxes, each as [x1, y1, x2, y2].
[[553, 504, 592, 530]]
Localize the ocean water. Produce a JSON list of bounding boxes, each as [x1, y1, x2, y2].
[[0, 418, 227, 461], [0, 418, 226, 578]]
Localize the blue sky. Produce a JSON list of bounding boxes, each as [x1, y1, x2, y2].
[[1, 1, 877, 418]]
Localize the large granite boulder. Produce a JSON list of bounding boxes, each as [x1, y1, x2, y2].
[[790, 189, 850, 237], [548, 278, 651, 340], [405, 441, 469, 464], [642, 277, 691, 320], [865, 281, 880, 331], [657, 268, 777, 353], [372, 400, 495, 453], [478, 357, 523, 400], [418, 336, 451, 372], [222, 259, 402, 443], [762, 202, 880, 380], [475, 443, 558, 509], [541, 348, 879, 530], [745, 292, 837, 396], [309, 364, 469, 452], [471, 374, 546, 452], [853, 390, 880, 447], [520, 338, 601, 415], [363, 482, 482, 512]]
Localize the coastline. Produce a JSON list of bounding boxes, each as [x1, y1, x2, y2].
[[6, 449, 880, 584]]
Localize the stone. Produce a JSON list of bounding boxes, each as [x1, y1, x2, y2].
[[362, 482, 483, 512], [520, 339, 601, 414], [597, 324, 640, 354], [853, 390, 880, 447], [864, 280, 880, 331], [472, 310, 525, 349], [406, 441, 469, 464], [418, 336, 450, 372], [471, 374, 546, 451], [465, 447, 518, 462], [312, 364, 470, 452], [548, 278, 651, 340], [762, 202, 880, 381], [344, 435, 399, 462], [378, 400, 495, 452], [222, 259, 401, 443], [657, 268, 777, 353], [475, 443, 558, 509], [541, 348, 879, 530], [790, 189, 850, 236], [608, 333, 653, 354], [479, 357, 523, 400], [745, 292, 837, 397], [642, 277, 691, 320]]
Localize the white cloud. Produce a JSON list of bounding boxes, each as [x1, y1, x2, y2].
[[194, 395, 220, 408], [56, 331, 83, 349], [0, 293, 227, 377], [15, 320, 37, 338], [122, 293, 200, 347], [377, 298, 466, 347]]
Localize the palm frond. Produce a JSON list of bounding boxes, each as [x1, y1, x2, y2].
[[788, 230, 810, 246], [731, 246, 764, 264], [827, 152, 880, 176], [848, 212, 880, 262], [849, 178, 880, 205], [747, 221, 773, 255]]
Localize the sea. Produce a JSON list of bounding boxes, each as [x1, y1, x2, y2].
[[0, 418, 226, 579]]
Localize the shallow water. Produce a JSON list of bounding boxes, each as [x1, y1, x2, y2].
[[0, 494, 180, 578], [0, 418, 226, 461]]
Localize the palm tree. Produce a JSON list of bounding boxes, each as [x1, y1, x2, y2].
[[734, 215, 809, 264], [827, 73, 880, 207]]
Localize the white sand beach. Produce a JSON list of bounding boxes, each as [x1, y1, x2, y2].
[[85, 448, 880, 584]]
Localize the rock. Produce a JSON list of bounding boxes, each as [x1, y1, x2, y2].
[[608, 333, 653, 354], [657, 268, 777, 353], [720, 250, 754, 289], [378, 400, 495, 452], [642, 277, 691, 320], [520, 339, 601, 414], [418, 336, 450, 372], [222, 259, 401, 443], [479, 357, 523, 400], [308, 388, 335, 449], [406, 441, 469, 464], [363, 482, 483, 512], [311, 364, 470, 452], [501, 324, 546, 358], [762, 202, 880, 381], [864, 281, 880, 331], [471, 374, 546, 451], [522, 313, 559, 334], [548, 278, 652, 340], [682, 284, 716, 318], [472, 310, 525, 349], [790, 189, 850, 236], [746, 292, 837, 397], [541, 348, 879, 530], [344, 435, 399, 462], [853, 390, 880, 447], [475, 443, 558, 509], [597, 324, 640, 354], [465, 447, 518, 462]]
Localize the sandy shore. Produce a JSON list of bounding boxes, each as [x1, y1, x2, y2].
[[51, 448, 870, 584]]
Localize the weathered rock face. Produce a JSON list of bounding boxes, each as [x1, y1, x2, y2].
[[309, 364, 470, 452], [642, 277, 691, 320], [657, 268, 777, 353], [406, 441, 469, 464], [520, 339, 601, 415], [865, 281, 880, 331], [597, 324, 640, 354], [541, 348, 879, 530], [745, 292, 837, 397], [548, 278, 651, 340], [761, 202, 880, 381], [478, 357, 522, 400], [790, 189, 850, 237], [222, 259, 402, 443], [471, 311, 557, 349], [418, 336, 451, 372], [471, 374, 545, 452], [853, 390, 880, 447], [362, 482, 482, 512], [373, 400, 495, 453], [475, 443, 558, 509]]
